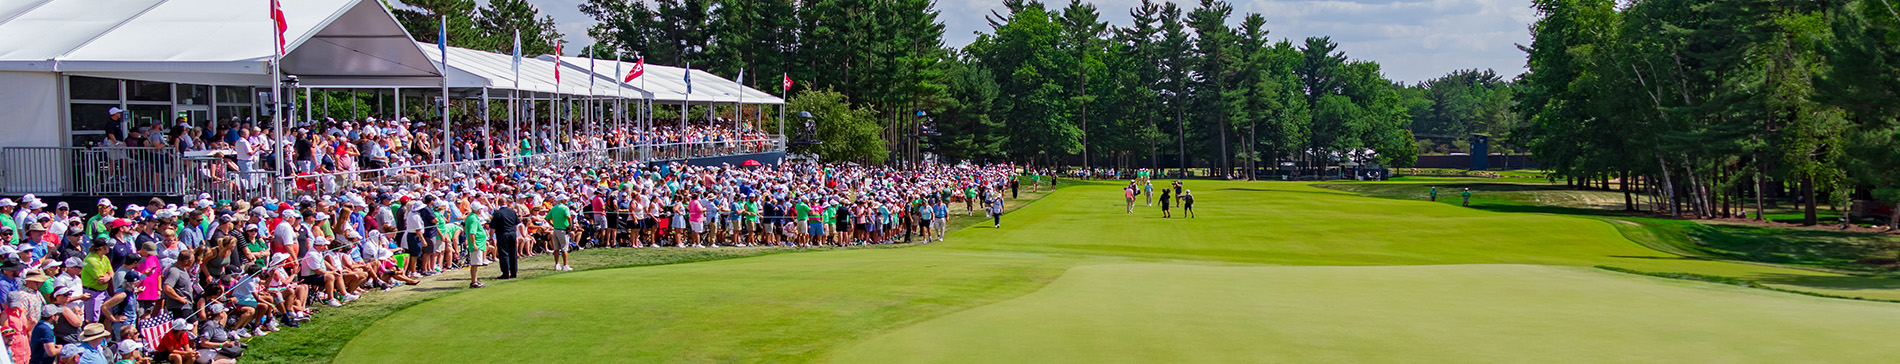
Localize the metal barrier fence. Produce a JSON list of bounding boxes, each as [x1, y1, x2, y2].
[[0, 146, 185, 195], [0, 139, 783, 199], [276, 138, 784, 200]]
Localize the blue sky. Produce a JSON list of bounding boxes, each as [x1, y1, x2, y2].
[[516, 0, 1535, 83]]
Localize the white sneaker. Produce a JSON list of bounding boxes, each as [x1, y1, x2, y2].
[[232, 330, 249, 339], [342, 294, 360, 302], [254, 328, 269, 337], [326, 299, 342, 307]]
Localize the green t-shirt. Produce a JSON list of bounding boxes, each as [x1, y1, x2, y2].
[[547, 204, 571, 230], [795, 202, 812, 221], [464, 215, 488, 250], [81, 255, 113, 291], [87, 215, 110, 241], [821, 206, 836, 224], [743, 201, 760, 222], [1462, 190, 1472, 197], [519, 139, 533, 156]]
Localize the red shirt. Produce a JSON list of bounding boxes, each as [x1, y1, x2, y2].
[[157, 330, 192, 353]]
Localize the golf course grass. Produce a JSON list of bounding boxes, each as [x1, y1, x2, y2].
[[331, 180, 1900, 363]]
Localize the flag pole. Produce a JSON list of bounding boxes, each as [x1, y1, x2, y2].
[[615, 53, 624, 150], [511, 29, 521, 168], [270, 0, 286, 198], [736, 68, 743, 140], [439, 15, 452, 165]]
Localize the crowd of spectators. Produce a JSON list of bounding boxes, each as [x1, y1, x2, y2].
[[0, 157, 1015, 364]]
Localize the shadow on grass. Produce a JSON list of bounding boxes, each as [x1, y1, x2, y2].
[[1608, 255, 1700, 260], [1750, 273, 1900, 291]]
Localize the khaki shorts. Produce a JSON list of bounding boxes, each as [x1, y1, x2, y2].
[[469, 247, 490, 266], [552, 229, 570, 252]]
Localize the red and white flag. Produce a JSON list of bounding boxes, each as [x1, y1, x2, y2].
[[623, 57, 645, 83], [270, 0, 288, 54], [781, 73, 793, 92], [553, 42, 562, 83], [137, 312, 173, 350]]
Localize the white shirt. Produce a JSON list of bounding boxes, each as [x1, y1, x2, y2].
[[299, 249, 323, 276], [235, 137, 256, 161]]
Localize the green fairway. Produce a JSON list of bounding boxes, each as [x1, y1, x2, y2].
[[835, 264, 1900, 364], [334, 180, 1900, 363]]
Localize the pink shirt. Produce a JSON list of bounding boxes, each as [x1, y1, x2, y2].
[[687, 199, 705, 223], [137, 256, 163, 301]]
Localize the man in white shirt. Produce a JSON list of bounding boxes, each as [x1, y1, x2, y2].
[[234, 128, 256, 172]]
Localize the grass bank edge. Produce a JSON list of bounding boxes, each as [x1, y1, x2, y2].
[[1591, 265, 1900, 304], [248, 178, 1073, 364]]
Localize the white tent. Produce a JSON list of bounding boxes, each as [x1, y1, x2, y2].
[[0, 0, 437, 83], [0, 0, 440, 147], [541, 55, 785, 104]]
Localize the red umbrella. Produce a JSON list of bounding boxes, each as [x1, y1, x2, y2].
[[741, 159, 763, 167]]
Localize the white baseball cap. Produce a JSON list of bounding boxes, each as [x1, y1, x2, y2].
[[108, 107, 124, 115]]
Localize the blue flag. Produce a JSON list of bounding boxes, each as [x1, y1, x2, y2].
[[437, 16, 447, 56], [684, 61, 693, 95]]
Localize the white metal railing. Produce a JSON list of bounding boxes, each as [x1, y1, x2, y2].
[[1, 146, 186, 195], [0, 138, 783, 199], [272, 138, 784, 199]]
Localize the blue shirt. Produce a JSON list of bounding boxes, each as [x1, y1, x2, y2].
[[29, 321, 53, 364], [76, 342, 106, 364]]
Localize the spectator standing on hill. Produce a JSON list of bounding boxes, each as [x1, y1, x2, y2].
[[488, 198, 520, 280], [1430, 186, 1438, 201], [1461, 188, 1472, 207], [546, 195, 572, 272]]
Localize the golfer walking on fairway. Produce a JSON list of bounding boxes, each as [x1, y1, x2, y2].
[[1143, 178, 1154, 206], [1124, 182, 1137, 214], [1180, 189, 1196, 218], [988, 193, 1005, 228]]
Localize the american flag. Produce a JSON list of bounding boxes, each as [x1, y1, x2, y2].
[[136, 311, 173, 349]]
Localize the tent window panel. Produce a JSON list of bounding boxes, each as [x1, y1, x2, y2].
[[177, 84, 211, 105], [126, 80, 170, 102], [217, 86, 252, 104], [216, 106, 253, 125], [69, 103, 122, 146], [126, 104, 171, 132], [69, 76, 119, 101]]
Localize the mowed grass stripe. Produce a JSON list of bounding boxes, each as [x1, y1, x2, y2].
[[334, 180, 1900, 363], [834, 264, 1900, 364]]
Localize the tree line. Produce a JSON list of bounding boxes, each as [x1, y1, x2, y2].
[[1515, 0, 1900, 227], [569, 0, 1470, 176]]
